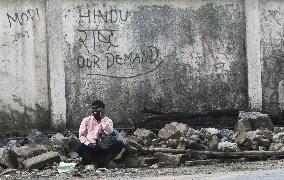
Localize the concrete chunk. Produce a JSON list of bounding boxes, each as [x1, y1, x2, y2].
[[23, 151, 60, 170], [157, 152, 187, 166], [0, 148, 18, 169], [158, 122, 188, 140], [133, 128, 157, 140], [13, 145, 46, 159], [237, 112, 274, 132]]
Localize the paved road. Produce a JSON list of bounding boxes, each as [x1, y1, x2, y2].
[[136, 169, 284, 180]]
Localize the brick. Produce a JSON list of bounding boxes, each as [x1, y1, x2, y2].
[[23, 151, 60, 170]]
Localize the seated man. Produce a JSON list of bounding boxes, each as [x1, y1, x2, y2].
[[76, 100, 124, 167]]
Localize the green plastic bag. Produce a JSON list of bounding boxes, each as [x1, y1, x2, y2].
[[57, 162, 77, 173]]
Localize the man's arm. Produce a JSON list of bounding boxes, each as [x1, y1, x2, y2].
[[79, 118, 91, 146], [101, 118, 113, 134]]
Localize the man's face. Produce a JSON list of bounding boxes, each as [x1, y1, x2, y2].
[[92, 105, 104, 118]]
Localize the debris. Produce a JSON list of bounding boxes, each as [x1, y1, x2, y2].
[[27, 130, 50, 146], [96, 167, 108, 172], [23, 151, 61, 170], [185, 128, 202, 149], [57, 162, 76, 173], [272, 132, 284, 143], [158, 122, 188, 140], [245, 130, 272, 150], [84, 164, 95, 172], [185, 158, 246, 166], [0, 148, 18, 169], [13, 144, 47, 159], [67, 151, 79, 159], [218, 141, 239, 152], [269, 143, 284, 151], [0, 168, 17, 176], [237, 112, 274, 132], [7, 140, 21, 149], [219, 129, 234, 142], [133, 128, 157, 140], [149, 163, 158, 169], [156, 152, 188, 166]]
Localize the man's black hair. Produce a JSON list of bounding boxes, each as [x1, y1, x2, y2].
[[92, 100, 105, 109]]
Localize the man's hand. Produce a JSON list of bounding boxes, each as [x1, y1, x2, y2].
[[100, 109, 105, 119], [88, 143, 96, 150]]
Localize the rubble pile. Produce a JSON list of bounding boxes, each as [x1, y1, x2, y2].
[[0, 111, 284, 176]]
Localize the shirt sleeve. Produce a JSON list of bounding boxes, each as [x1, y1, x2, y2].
[[79, 118, 90, 146], [101, 118, 113, 134]]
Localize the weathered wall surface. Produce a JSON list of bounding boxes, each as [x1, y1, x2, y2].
[[260, 0, 284, 113], [3, 0, 283, 131], [62, 0, 247, 127], [0, 0, 49, 131]]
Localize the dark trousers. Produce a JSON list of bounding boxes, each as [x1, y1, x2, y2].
[[76, 140, 124, 165]]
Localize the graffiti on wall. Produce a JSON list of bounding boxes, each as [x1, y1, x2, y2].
[[74, 8, 163, 78], [7, 8, 40, 28]]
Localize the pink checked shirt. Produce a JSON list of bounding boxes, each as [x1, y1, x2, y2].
[[79, 115, 113, 146]]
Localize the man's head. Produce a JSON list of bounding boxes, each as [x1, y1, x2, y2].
[[92, 100, 105, 120]]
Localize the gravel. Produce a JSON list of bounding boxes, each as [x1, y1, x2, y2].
[[1, 159, 284, 179]]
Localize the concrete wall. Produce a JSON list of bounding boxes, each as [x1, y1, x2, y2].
[[60, 0, 247, 128], [0, 0, 49, 131], [260, 0, 284, 113], [0, 0, 283, 131]]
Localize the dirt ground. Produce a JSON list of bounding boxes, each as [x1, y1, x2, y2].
[[1, 159, 284, 179]]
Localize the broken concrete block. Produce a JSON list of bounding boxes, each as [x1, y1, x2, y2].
[[237, 112, 274, 132], [272, 132, 284, 143], [234, 129, 272, 150], [185, 128, 202, 149], [219, 129, 234, 142], [233, 131, 247, 145], [0, 148, 18, 169], [133, 128, 157, 140], [237, 118, 253, 132], [246, 129, 272, 148], [49, 133, 71, 154], [269, 143, 284, 151], [208, 135, 219, 150], [167, 139, 178, 149], [125, 138, 142, 150], [13, 145, 47, 159], [126, 136, 143, 146], [23, 151, 60, 170], [151, 138, 160, 147], [273, 127, 284, 134], [27, 130, 50, 146], [156, 153, 188, 166], [218, 141, 239, 152], [50, 133, 68, 146], [200, 128, 219, 138], [7, 140, 21, 149], [158, 122, 188, 140]]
